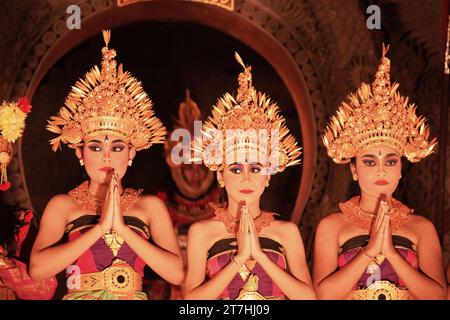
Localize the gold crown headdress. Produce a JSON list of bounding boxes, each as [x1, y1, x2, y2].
[[47, 30, 166, 152], [166, 88, 203, 164], [322, 44, 437, 164], [193, 52, 301, 173], [0, 97, 32, 190]]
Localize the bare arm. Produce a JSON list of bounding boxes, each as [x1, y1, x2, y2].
[[184, 222, 243, 300], [30, 195, 104, 281], [116, 196, 184, 285], [254, 222, 316, 299], [313, 215, 373, 299], [385, 218, 446, 300], [446, 263, 450, 300]]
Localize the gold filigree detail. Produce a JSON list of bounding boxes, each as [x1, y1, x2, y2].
[[339, 196, 412, 231], [102, 231, 125, 257], [210, 202, 276, 234], [47, 30, 166, 152], [322, 44, 437, 163], [68, 180, 142, 213], [192, 52, 301, 173]]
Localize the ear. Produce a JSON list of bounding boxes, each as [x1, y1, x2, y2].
[[75, 147, 83, 160], [349, 162, 357, 176], [129, 147, 137, 161]]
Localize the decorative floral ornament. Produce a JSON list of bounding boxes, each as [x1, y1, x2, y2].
[[0, 96, 32, 191]]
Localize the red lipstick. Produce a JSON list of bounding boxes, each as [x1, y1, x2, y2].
[[375, 180, 388, 186], [100, 167, 114, 173], [239, 189, 254, 194]]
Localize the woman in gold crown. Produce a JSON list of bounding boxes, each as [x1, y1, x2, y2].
[[184, 53, 316, 300], [313, 45, 446, 300], [30, 30, 184, 300]]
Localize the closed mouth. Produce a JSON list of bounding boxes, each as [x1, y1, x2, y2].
[[239, 189, 254, 194], [375, 180, 388, 186]]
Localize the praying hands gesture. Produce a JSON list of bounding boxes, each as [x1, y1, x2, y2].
[[237, 202, 265, 262], [98, 171, 126, 235], [364, 195, 396, 260], [234, 202, 252, 266]]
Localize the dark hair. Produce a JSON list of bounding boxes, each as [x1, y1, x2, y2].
[[0, 203, 25, 257], [348, 157, 360, 197], [218, 185, 228, 208]]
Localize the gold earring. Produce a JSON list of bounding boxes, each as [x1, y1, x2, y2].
[[218, 180, 225, 188], [352, 174, 357, 181], [128, 159, 133, 166], [79, 159, 84, 166]]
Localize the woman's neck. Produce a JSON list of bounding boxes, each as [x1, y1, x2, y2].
[[358, 191, 393, 214], [227, 196, 261, 219]]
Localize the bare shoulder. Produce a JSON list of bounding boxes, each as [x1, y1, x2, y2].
[[316, 212, 345, 234], [40, 194, 78, 225], [269, 220, 304, 246], [271, 219, 300, 235], [407, 214, 438, 238], [134, 195, 169, 221], [188, 218, 220, 236], [136, 194, 167, 211], [187, 218, 221, 249], [44, 194, 77, 214]]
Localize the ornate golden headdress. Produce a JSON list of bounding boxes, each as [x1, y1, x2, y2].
[[47, 30, 166, 152], [193, 52, 301, 173], [165, 89, 214, 199], [0, 97, 32, 190], [322, 45, 437, 164]]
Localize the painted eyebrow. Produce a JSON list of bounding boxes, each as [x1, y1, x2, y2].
[[385, 153, 399, 158], [86, 139, 102, 144], [112, 140, 126, 143], [361, 153, 399, 159], [361, 154, 377, 159]]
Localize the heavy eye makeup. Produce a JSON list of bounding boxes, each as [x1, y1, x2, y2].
[[385, 156, 399, 167], [360, 154, 399, 167], [228, 163, 243, 174], [228, 163, 262, 174], [86, 142, 102, 152], [361, 158, 376, 167], [111, 143, 126, 152]]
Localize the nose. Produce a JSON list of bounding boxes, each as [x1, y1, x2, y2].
[[376, 161, 386, 176], [242, 165, 251, 182], [102, 149, 112, 163]]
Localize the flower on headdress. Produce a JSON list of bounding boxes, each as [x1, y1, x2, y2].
[[0, 102, 27, 142], [17, 97, 32, 114], [0, 181, 11, 191]]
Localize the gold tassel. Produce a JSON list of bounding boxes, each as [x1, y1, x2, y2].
[[1, 162, 7, 185]]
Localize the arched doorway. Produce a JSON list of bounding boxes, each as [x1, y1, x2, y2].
[[11, 0, 316, 224]]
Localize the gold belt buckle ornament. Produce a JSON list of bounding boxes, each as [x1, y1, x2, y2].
[[366, 281, 407, 300], [349, 281, 410, 300], [75, 259, 141, 295], [103, 259, 136, 295]]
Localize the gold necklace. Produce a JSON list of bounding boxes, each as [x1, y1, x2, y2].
[[339, 196, 412, 231]]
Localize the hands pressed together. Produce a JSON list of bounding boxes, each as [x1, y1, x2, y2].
[[235, 201, 265, 265], [98, 171, 127, 235], [365, 196, 397, 260]]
